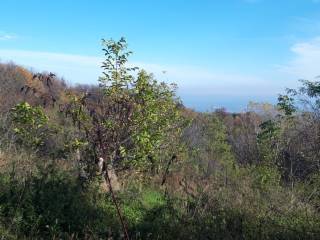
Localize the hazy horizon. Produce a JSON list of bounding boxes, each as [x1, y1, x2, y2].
[[1, 0, 320, 111]]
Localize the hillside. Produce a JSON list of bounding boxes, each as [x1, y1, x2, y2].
[[1, 39, 320, 239]]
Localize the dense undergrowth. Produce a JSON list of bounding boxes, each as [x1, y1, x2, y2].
[[1, 155, 319, 239]]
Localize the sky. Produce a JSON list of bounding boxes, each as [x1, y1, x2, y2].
[[1, 0, 320, 111]]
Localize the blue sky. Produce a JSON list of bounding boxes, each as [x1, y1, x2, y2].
[[1, 0, 320, 111]]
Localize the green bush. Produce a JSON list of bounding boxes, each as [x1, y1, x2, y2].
[[0, 164, 122, 239]]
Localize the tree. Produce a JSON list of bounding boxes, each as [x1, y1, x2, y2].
[[10, 102, 49, 151], [262, 79, 320, 184], [64, 37, 183, 173], [62, 37, 184, 239]]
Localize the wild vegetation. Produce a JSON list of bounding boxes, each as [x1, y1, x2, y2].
[[1, 38, 320, 239]]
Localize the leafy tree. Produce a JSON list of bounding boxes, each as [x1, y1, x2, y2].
[[257, 119, 280, 165], [61, 37, 184, 239], [10, 102, 49, 150], [258, 79, 320, 184], [182, 112, 235, 181], [65, 37, 183, 174], [277, 94, 296, 117]]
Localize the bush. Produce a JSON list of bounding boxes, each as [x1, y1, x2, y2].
[[0, 163, 122, 239]]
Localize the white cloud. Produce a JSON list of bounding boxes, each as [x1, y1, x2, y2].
[[0, 49, 102, 85], [279, 37, 320, 79], [136, 62, 274, 96], [0, 48, 282, 111], [0, 31, 16, 41], [0, 49, 273, 95], [0, 34, 15, 40]]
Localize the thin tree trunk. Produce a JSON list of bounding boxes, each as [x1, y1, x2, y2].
[[104, 168, 130, 240]]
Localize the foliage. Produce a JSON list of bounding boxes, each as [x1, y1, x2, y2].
[[63, 38, 183, 174], [257, 119, 280, 164], [10, 102, 49, 150], [278, 94, 296, 116], [0, 164, 122, 239], [1, 40, 320, 239]]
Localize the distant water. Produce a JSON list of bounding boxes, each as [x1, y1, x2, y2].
[[179, 94, 278, 113]]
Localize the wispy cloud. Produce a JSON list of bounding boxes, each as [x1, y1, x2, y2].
[[279, 37, 320, 79], [0, 34, 15, 40], [0, 31, 17, 40], [136, 62, 275, 96], [0, 49, 102, 85], [0, 49, 281, 110], [0, 49, 271, 94]]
